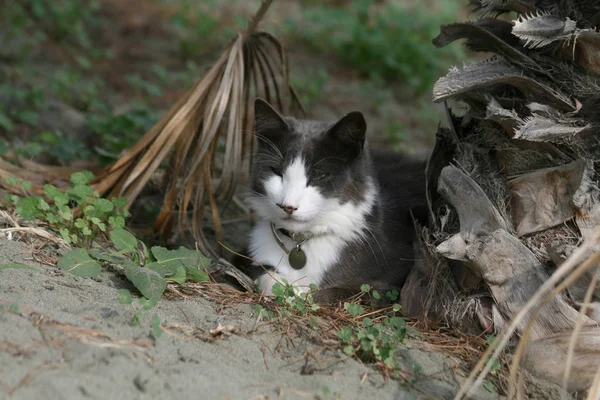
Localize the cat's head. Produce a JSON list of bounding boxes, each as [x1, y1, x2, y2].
[[247, 98, 373, 233]]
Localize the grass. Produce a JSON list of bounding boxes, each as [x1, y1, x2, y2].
[[0, 0, 467, 158], [282, 0, 465, 95]]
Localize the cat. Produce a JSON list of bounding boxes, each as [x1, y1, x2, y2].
[[243, 98, 427, 303]]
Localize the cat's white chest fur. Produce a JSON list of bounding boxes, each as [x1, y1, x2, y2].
[[249, 221, 348, 294]]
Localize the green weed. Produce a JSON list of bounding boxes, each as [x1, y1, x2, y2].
[[88, 103, 160, 160], [118, 289, 163, 336], [8, 171, 128, 247], [290, 67, 329, 106], [47, 69, 102, 111], [0, 83, 46, 133], [272, 280, 320, 316], [34, 131, 93, 161], [337, 285, 407, 370], [5, 171, 209, 299], [170, 7, 220, 60], [287, 0, 464, 94], [3, 0, 100, 48]]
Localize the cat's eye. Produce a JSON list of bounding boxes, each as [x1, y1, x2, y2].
[[270, 166, 283, 177], [311, 172, 329, 182]]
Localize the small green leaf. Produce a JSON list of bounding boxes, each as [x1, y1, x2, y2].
[[142, 297, 157, 311], [184, 267, 208, 283], [360, 284, 371, 293], [150, 246, 211, 273], [88, 249, 125, 264], [67, 184, 94, 202], [133, 310, 144, 325], [363, 317, 373, 327], [59, 228, 72, 243], [16, 196, 44, 220], [44, 184, 62, 199], [76, 55, 92, 69], [110, 228, 138, 252], [124, 262, 166, 301], [386, 289, 399, 301], [70, 171, 94, 186], [271, 282, 284, 297], [0, 139, 8, 155], [0, 263, 40, 272], [15, 110, 39, 126], [372, 290, 381, 300], [90, 198, 114, 214], [108, 215, 125, 228], [151, 314, 162, 338], [54, 193, 69, 206], [111, 197, 127, 209], [0, 112, 14, 132], [343, 345, 355, 355], [57, 249, 101, 277], [344, 302, 365, 317], [384, 357, 396, 369], [57, 205, 72, 221], [337, 326, 354, 342], [483, 381, 497, 393], [145, 262, 186, 285], [118, 289, 133, 304], [392, 304, 401, 312]]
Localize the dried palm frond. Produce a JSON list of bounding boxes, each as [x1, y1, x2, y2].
[[512, 11, 576, 49], [92, 0, 303, 257]]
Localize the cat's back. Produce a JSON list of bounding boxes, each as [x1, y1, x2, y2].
[[370, 149, 428, 224]]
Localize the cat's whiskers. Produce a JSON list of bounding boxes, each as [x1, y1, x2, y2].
[[255, 133, 284, 161]]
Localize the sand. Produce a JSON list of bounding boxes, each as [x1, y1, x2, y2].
[[0, 237, 552, 400]]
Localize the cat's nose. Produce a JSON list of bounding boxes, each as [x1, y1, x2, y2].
[[277, 203, 298, 215]]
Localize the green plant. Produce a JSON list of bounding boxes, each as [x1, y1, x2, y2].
[[34, 131, 94, 161], [319, 386, 342, 400], [20, 0, 100, 48], [118, 289, 162, 336], [88, 103, 160, 160], [54, 226, 210, 301], [47, 69, 102, 111], [8, 171, 128, 247], [290, 67, 329, 106], [287, 0, 465, 94], [336, 285, 406, 370], [125, 73, 164, 98], [170, 8, 220, 60], [271, 280, 320, 317], [0, 83, 46, 133]]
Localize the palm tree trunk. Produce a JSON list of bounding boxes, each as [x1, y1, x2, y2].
[[402, 0, 600, 392]]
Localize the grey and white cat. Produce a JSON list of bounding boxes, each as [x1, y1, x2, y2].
[[244, 98, 427, 303]]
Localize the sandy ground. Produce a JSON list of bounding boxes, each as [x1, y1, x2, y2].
[[0, 237, 510, 400]]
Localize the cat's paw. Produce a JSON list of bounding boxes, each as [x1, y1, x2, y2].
[[257, 272, 284, 296]]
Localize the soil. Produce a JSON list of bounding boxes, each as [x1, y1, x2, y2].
[[2, 238, 500, 400]]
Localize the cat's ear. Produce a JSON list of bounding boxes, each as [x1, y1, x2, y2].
[[254, 98, 290, 143], [327, 111, 367, 151]]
